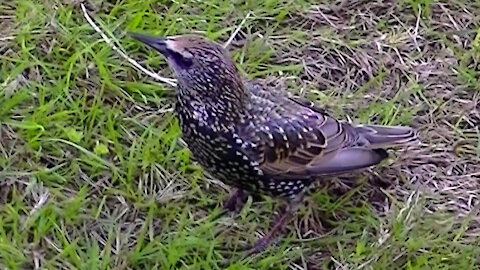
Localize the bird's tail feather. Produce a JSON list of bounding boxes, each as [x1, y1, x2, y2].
[[355, 124, 418, 148], [308, 148, 388, 175]]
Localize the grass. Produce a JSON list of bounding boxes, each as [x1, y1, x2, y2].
[[1, 0, 480, 269]]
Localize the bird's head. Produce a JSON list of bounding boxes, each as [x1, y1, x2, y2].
[[131, 33, 247, 107]]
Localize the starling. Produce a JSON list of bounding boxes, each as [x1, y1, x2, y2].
[[131, 33, 417, 253]]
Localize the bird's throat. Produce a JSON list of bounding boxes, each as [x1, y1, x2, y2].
[[176, 80, 250, 124]]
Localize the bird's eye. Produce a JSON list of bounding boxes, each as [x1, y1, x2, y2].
[[168, 49, 193, 69]]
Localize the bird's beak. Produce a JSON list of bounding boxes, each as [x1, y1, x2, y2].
[[129, 32, 169, 55]]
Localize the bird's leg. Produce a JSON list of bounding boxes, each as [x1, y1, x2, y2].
[[250, 205, 293, 254], [250, 192, 304, 254], [223, 188, 247, 212]]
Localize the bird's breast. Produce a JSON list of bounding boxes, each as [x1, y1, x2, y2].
[[175, 103, 264, 190]]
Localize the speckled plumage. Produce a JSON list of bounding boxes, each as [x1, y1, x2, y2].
[[131, 33, 417, 252]]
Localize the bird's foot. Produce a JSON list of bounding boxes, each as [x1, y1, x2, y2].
[[247, 194, 304, 254], [223, 188, 247, 213], [248, 205, 296, 254], [248, 234, 281, 255]]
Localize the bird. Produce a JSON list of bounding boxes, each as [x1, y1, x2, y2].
[[130, 33, 417, 253]]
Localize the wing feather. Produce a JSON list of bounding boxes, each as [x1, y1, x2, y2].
[[241, 83, 389, 179]]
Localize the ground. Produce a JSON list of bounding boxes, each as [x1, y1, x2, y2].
[[1, 0, 479, 269]]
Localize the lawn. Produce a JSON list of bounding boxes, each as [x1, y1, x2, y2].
[[1, 0, 479, 269]]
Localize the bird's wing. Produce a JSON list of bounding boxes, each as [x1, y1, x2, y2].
[[240, 96, 387, 178]]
